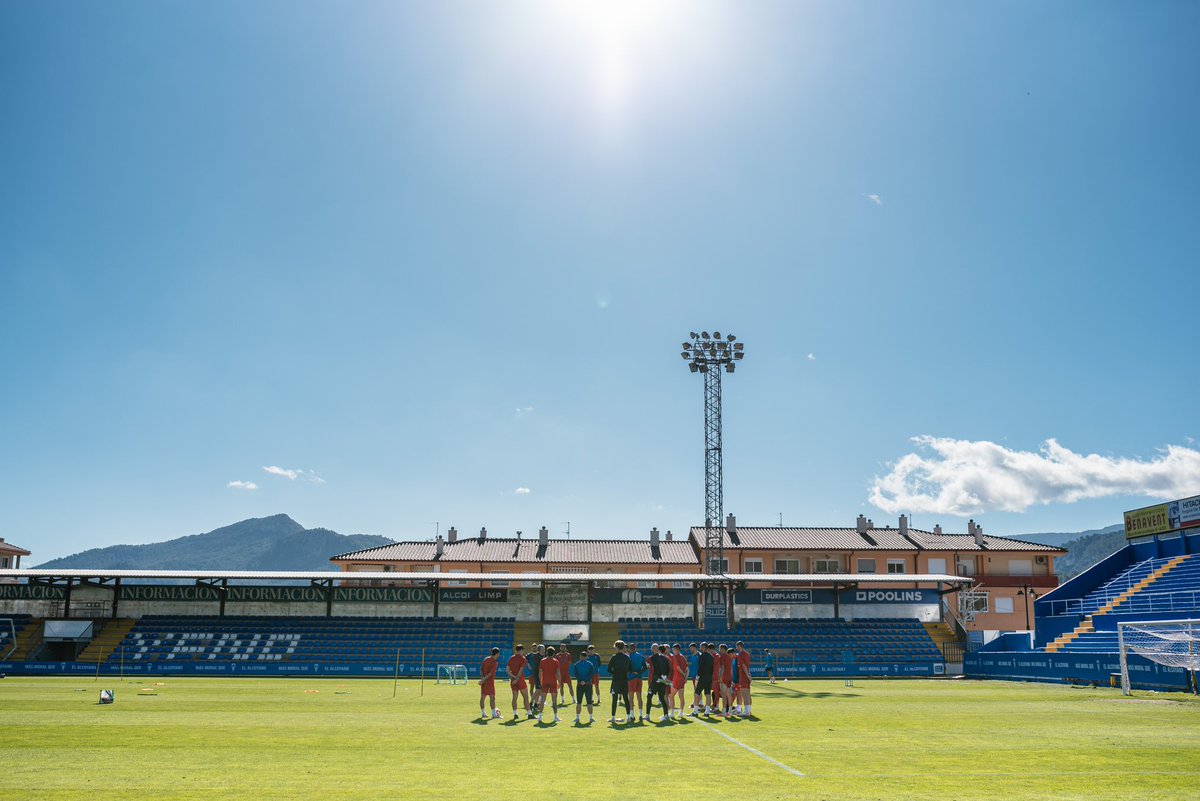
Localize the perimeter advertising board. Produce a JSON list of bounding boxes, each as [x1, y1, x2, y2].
[[1124, 504, 1171, 539], [1168, 495, 1200, 531]]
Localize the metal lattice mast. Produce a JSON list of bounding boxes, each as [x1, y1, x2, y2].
[[703, 360, 724, 576], [681, 331, 744, 576]]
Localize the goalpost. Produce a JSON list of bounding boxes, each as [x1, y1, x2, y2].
[[435, 664, 468, 685], [1, 618, 17, 660], [1118, 619, 1200, 695]]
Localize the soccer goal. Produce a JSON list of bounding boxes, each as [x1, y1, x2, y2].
[[435, 664, 468, 685], [1118, 619, 1200, 695]]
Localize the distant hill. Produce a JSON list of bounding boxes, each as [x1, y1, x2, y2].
[[35, 514, 394, 571], [1048, 524, 1127, 580]]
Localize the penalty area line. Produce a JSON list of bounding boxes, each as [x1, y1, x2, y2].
[[695, 719, 804, 778]]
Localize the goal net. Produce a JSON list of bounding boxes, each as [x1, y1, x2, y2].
[[1118, 619, 1200, 695], [435, 664, 468, 685]]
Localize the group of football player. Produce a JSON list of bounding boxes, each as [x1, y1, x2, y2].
[[478, 639, 754, 725]]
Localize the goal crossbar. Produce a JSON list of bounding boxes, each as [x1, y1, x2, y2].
[[1118, 618, 1200, 695]]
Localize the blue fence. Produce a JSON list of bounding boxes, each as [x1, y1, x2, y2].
[[966, 651, 1189, 691], [0, 659, 940, 679]]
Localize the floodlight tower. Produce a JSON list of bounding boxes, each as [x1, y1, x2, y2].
[[680, 331, 745, 577]]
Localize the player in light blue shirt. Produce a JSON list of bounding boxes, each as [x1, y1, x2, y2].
[[764, 648, 776, 684]]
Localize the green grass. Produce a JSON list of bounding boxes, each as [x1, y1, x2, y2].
[[1, 677, 1197, 800]]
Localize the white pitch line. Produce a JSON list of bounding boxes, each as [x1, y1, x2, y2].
[[695, 719, 805, 778]]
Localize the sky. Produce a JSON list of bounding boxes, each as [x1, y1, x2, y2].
[[2, 1, 1199, 563]]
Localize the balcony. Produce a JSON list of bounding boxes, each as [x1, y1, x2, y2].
[[972, 574, 1058, 589]]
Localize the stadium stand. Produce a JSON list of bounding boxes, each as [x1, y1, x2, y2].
[[617, 617, 942, 672], [0, 613, 33, 656], [109, 615, 515, 673]]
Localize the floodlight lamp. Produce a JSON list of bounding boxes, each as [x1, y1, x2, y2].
[[716, 342, 727, 350], [733, 342, 744, 350], [712, 331, 721, 339], [689, 363, 699, 372], [683, 342, 691, 349], [681, 352, 689, 359], [690, 332, 698, 339], [699, 364, 708, 373], [734, 352, 743, 359], [725, 363, 735, 373], [708, 347, 717, 356], [701, 331, 710, 339], [727, 334, 736, 342]]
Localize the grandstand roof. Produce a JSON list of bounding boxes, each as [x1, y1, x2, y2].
[[0, 568, 973, 584], [331, 538, 700, 565], [688, 526, 1064, 552]]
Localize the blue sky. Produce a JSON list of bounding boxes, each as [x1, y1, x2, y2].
[[2, 2, 1198, 562]]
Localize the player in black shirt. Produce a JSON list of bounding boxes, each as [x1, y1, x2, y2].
[[527, 644, 543, 714], [607, 639, 633, 724], [649, 645, 672, 721]]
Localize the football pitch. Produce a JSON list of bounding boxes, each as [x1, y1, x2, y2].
[[1, 677, 1197, 800]]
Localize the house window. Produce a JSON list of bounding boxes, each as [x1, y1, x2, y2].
[[489, 572, 509, 588], [774, 559, 802, 575], [926, 558, 946, 574], [963, 592, 989, 614], [672, 580, 693, 589], [637, 580, 658, 589], [857, 558, 876, 574], [707, 558, 729, 573], [886, 560, 906, 575], [744, 559, 763, 574], [957, 561, 975, 577], [814, 559, 840, 574], [996, 597, 1014, 614], [0, 557, 7, 568], [447, 570, 468, 587]]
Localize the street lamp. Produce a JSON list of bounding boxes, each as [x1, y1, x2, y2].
[[1016, 585, 1039, 631]]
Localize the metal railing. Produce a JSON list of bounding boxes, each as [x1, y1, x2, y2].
[[1047, 588, 1200, 617]]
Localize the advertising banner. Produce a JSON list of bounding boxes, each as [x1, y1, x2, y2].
[[0, 584, 65, 600], [1168, 495, 1200, 531], [332, 586, 433, 603], [1124, 504, 1172, 539], [120, 585, 221, 602], [438, 588, 508, 603], [592, 588, 693, 605]]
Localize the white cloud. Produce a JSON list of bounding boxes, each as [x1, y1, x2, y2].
[[807, 353, 816, 361], [515, 406, 535, 416], [515, 487, 532, 495], [227, 480, 258, 491], [864, 193, 882, 206], [262, 465, 325, 484], [870, 436, 1200, 516]]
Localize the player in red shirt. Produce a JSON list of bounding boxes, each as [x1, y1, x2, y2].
[[718, 643, 735, 717], [734, 641, 753, 717], [507, 644, 532, 720], [556, 647, 575, 706], [669, 644, 689, 719], [479, 647, 502, 719], [707, 642, 721, 714], [538, 645, 562, 723]]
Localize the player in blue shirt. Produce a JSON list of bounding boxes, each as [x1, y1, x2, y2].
[[764, 648, 776, 684], [571, 652, 597, 724], [626, 643, 647, 721], [687, 642, 701, 715]]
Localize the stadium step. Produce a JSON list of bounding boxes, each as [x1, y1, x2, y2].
[[77, 618, 137, 664], [922, 622, 961, 658], [10, 619, 45, 660], [1093, 556, 1188, 616], [513, 622, 541, 652], [589, 622, 620, 662], [1046, 617, 1096, 653]]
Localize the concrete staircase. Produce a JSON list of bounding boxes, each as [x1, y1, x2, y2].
[[589, 622, 620, 662], [923, 622, 960, 659], [10, 619, 44, 660], [77, 618, 137, 664], [513, 622, 541, 651], [1045, 556, 1188, 653]]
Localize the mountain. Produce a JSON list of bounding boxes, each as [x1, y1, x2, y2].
[[1048, 524, 1128, 580], [35, 514, 394, 571]]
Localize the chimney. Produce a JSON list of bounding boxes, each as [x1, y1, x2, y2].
[[666, 530, 673, 542], [967, 519, 977, 536], [651, 527, 660, 547], [856, 515, 868, 534], [538, 526, 549, 547], [972, 521, 984, 547], [447, 527, 457, 543], [725, 513, 736, 534], [435, 534, 445, 557], [933, 524, 943, 536], [479, 527, 487, 543], [898, 514, 908, 535], [867, 518, 874, 529]]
